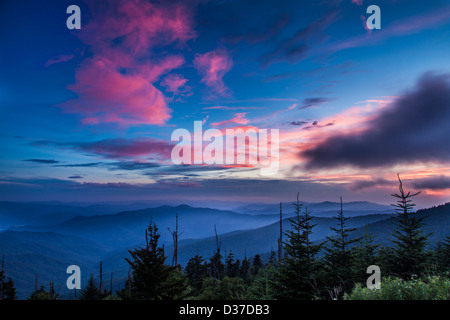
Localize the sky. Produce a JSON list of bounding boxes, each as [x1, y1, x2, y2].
[[1, 0, 450, 207]]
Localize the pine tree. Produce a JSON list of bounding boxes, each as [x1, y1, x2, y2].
[[79, 274, 102, 300], [435, 236, 450, 272], [387, 174, 431, 279], [27, 285, 51, 300], [323, 197, 361, 297], [125, 220, 189, 300], [185, 254, 207, 296], [239, 256, 250, 283], [225, 251, 239, 277], [274, 193, 322, 299], [0, 257, 17, 300], [250, 254, 263, 276], [352, 227, 379, 284], [0, 274, 17, 300]]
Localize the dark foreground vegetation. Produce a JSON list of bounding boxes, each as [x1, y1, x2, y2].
[[1, 175, 449, 300]]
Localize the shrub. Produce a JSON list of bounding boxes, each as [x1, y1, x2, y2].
[[345, 275, 450, 300]]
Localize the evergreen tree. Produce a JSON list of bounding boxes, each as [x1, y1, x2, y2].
[[387, 175, 431, 279], [79, 274, 102, 300], [199, 276, 246, 300], [352, 227, 379, 284], [274, 193, 322, 299], [27, 285, 51, 300], [267, 250, 277, 266], [239, 256, 250, 283], [246, 264, 276, 300], [435, 236, 450, 272], [159, 267, 191, 300], [250, 254, 263, 276], [0, 256, 17, 300], [225, 251, 240, 277], [207, 251, 224, 281], [323, 197, 361, 297], [0, 274, 17, 300], [185, 254, 207, 295], [125, 220, 189, 300]]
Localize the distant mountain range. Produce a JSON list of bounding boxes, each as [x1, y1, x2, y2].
[[0, 201, 448, 299]]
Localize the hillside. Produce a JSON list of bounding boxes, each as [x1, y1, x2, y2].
[[10, 205, 281, 248]]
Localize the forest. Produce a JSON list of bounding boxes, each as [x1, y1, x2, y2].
[[1, 176, 449, 300]]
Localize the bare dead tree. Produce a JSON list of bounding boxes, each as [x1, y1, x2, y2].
[[278, 202, 283, 260], [99, 261, 103, 293], [168, 213, 183, 266]]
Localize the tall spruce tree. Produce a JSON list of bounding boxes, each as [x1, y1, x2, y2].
[[274, 193, 322, 300], [0, 256, 17, 300], [352, 227, 379, 285], [323, 197, 361, 297], [185, 254, 207, 295], [387, 174, 431, 279], [80, 274, 102, 300], [125, 220, 189, 299], [0, 273, 16, 300], [250, 254, 263, 276]]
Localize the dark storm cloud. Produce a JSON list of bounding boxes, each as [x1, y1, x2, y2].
[[411, 176, 450, 190], [301, 72, 450, 169], [347, 178, 391, 191], [23, 159, 59, 164], [259, 10, 339, 66], [56, 161, 160, 171], [196, 0, 340, 67], [300, 97, 331, 109], [68, 175, 84, 179], [290, 121, 309, 127], [31, 138, 173, 160]]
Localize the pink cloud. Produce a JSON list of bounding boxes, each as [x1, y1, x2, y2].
[[161, 73, 191, 96], [352, 0, 363, 5], [194, 48, 233, 97], [60, 0, 196, 126], [211, 113, 249, 127], [45, 54, 75, 67]]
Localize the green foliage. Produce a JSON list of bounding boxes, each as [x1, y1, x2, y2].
[[274, 194, 323, 300], [199, 276, 246, 300], [0, 270, 17, 300], [79, 274, 102, 300], [246, 265, 276, 300], [27, 285, 51, 300], [386, 175, 431, 279], [185, 254, 207, 296], [323, 197, 362, 296], [125, 220, 190, 300], [345, 275, 450, 300]]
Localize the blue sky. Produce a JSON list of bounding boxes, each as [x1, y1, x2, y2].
[[1, 0, 450, 206]]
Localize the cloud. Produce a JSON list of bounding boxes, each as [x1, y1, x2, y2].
[[60, 0, 196, 126], [259, 10, 339, 66], [24, 159, 59, 164], [194, 48, 233, 97], [211, 113, 249, 127], [44, 54, 75, 67], [347, 178, 391, 191], [412, 176, 450, 190], [327, 5, 450, 53], [161, 73, 191, 96], [290, 121, 309, 127], [68, 175, 84, 179], [33, 138, 173, 160], [301, 72, 450, 169], [300, 97, 331, 109]]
